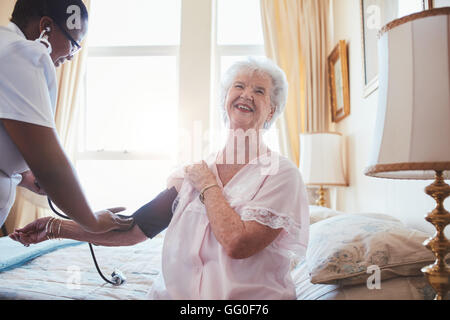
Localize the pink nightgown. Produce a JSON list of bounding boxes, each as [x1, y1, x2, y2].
[[148, 151, 309, 299]]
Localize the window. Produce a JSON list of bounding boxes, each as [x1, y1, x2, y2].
[[88, 0, 181, 46], [76, 0, 181, 213], [76, 0, 276, 213]]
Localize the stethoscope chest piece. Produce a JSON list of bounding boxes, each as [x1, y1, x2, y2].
[[111, 270, 126, 286]]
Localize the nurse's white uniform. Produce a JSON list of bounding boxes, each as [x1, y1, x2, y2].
[[0, 22, 57, 228]]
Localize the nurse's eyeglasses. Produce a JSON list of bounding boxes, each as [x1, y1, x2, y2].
[[53, 20, 82, 56]]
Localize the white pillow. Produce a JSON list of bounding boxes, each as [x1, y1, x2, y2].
[[306, 214, 435, 286], [308, 205, 401, 224], [308, 205, 342, 224]]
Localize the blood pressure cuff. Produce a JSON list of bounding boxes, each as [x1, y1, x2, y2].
[[124, 187, 178, 239]]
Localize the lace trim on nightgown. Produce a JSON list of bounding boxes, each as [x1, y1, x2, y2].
[[240, 207, 301, 237]]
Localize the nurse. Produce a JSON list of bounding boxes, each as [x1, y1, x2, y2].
[[0, 0, 133, 233]]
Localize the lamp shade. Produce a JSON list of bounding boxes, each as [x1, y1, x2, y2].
[[365, 8, 450, 180], [299, 132, 346, 186]]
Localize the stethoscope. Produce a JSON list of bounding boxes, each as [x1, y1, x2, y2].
[[47, 197, 126, 286]]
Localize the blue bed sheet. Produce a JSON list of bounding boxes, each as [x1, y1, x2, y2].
[[0, 236, 83, 273]]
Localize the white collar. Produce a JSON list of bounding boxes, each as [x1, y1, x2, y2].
[[5, 22, 26, 39]]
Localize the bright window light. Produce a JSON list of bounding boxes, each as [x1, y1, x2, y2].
[[86, 56, 178, 154], [77, 160, 176, 213], [217, 0, 264, 45], [88, 0, 181, 46], [77, 1, 181, 212]]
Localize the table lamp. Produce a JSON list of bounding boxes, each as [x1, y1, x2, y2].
[[365, 8, 450, 300], [299, 132, 347, 207]]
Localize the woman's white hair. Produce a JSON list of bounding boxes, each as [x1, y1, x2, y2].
[[219, 56, 288, 130]]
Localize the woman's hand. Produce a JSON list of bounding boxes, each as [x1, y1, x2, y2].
[[9, 217, 52, 246], [18, 170, 46, 195], [184, 161, 217, 192]]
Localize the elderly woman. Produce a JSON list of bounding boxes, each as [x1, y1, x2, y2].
[[10, 57, 309, 300]]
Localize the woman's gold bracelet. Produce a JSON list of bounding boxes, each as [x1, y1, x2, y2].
[[199, 184, 219, 204]]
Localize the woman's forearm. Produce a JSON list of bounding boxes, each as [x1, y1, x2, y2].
[[203, 187, 282, 259], [59, 220, 146, 247], [203, 187, 247, 249]]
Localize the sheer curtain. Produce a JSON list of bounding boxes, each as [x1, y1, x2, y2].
[[261, 0, 331, 166], [2, 0, 91, 236]]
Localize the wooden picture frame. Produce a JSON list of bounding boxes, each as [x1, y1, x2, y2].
[[328, 40, 350, 123], [360, 0, 427, 98], [428, 0, 450, 8]]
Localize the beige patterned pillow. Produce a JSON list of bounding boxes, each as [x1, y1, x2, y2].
[[306, 214, 436, 286]]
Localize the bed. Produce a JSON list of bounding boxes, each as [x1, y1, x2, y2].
[[0, 206, 437, 300]]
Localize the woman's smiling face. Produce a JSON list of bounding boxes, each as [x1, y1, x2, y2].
[[225, 70, 275, 131]]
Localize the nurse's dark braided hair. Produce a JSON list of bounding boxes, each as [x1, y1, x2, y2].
[[11, 0, 89, 31]]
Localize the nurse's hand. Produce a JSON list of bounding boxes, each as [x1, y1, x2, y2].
[[18, 170, 46, 195], [93, 207, 135, 233]]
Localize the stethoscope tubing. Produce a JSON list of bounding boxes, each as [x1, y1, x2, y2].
[[47, 197, 122, 286]]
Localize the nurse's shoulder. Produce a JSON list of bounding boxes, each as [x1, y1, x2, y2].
[[0, 24, 54, 73]]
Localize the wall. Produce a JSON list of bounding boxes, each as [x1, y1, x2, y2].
[[330, 0, 449, 236], [0, 0, 15, 25]]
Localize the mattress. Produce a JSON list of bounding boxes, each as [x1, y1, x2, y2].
[[0, 236, 164, 300], [0, 234, 435, 300]]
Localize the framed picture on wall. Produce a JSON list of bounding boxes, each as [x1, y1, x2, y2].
[[360, 0, 426, 98], [328, 40, 350, 123], [427, 0, 450, 8]]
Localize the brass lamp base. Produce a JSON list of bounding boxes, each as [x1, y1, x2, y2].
[[422, 170, 450, 300], [315, 186, 326, 207]]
